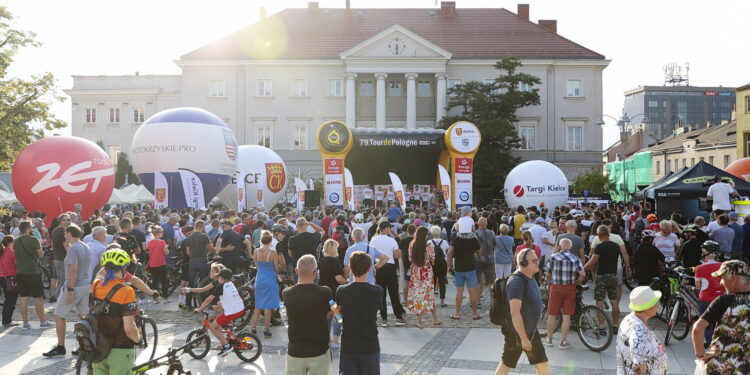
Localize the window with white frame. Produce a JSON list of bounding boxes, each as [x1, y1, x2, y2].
[[329, 79, 343, 97], [359, 81, 373, 97], [519, 126, 535, 150], [389, 80, 402, 97], [257, 79, 272, 97], [292, 79, 308, 97], [257, 127, 272, 148], [210, 80, 225, 97], [108, 107, 120, 123], [566, 126, 583, 150], [566, 79, 582, 97], [292, 126, 307, 150], [107, 145, 121, 164], [417, 81, 431, 97], [447, 79, 462, 96], [519, 82, 533, 92], [133, 107, 145, 123], [84, 108, 96, 124]]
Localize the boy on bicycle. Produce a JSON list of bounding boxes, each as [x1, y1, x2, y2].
[[212, 268, 245, 357]]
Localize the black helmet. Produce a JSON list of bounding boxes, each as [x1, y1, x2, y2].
[[701, 240, 720, 253], [271, 224, 287, 234]]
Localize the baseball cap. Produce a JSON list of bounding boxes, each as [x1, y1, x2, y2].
[[218, 269, 233, 280], [728, 212, 739, 220], [711, 260, 750, 277]]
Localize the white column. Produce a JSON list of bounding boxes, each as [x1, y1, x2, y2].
[[405, 73, 417, 129], [375, 73, 387, 129], [345, 73, 357, 128], [435, 73, 447, 125]]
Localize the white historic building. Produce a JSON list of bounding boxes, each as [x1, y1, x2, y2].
[[65, 2, 609, 180]]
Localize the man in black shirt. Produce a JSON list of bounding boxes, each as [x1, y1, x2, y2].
[[288, 218, 324, 282], [337, 251, 384, 375], [678, 225, 702, 269], [584, 225, 630, 328], [215, 221, 250, 272], [447, 232, 481, 320], [282, 254, 332, 374]]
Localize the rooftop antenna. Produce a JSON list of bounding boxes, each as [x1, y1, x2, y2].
[[664, 62, 689, 86]]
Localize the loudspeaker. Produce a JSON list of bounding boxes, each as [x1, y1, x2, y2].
[[304, 190, 320, 208]]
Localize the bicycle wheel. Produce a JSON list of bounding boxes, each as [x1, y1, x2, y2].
[[191, 275, 211, 309], [185, 329, 210, 359], [135, 316, 158, 362], [577, 305, 613, 352], [41, 267, 51, 290], [234, 286, 255, 331], [671, 302, 691, 341], [624, 274, 639, 291], [233, 331, 263, 363], [166, 267, 180, 297]]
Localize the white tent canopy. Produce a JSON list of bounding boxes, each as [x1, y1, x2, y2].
[[108, 185, 155, 205]]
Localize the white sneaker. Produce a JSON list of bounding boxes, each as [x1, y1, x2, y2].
[[380, 321, 388, 328]]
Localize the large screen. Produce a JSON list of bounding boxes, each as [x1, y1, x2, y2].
[[345, 128, 445, 185]]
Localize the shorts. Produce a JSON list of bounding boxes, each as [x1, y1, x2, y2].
[[475, 256, 495, 283], [547, 284, 577, 316], [17, 273, 44, 298], [454, 271, 478, 288], [181, 263, 190, 282], [92, 347, 135, 375], [594, 274, 618, 302], [54, 285, 91, 318], [501, 329, 548, 368], [286, 350, 331, 375], [215, 310, 244, 326]]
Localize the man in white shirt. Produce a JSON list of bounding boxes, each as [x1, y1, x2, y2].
[[369, 221, 407, 327], [707, 176, 739, 211], [528, 217, 549, 256], [457, 206, 475, 233]]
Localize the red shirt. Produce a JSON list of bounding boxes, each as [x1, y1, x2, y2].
[[147, 239, 167, 268], [321, 217, 335, 236], [515, 244, 542, 258], [0, 248, 17, 277], [695, 260, 724, 303]]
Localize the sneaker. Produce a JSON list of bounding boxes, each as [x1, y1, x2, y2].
[[395, 319, 407, 327], [43, 345, 66, 357], [39, 321, 53, 328], [542, 339, 553, 347], [380, 321, 388, 328], [71, 348, 80, 356], [178, 304, 188, 310], [22, 323, 31, 330], [218, 344, 233, 357], [559, 340, 572, 350], [3, 323, 19, 328]]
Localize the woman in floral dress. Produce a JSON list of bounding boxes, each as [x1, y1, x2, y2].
[[407, 226, 442, 328]]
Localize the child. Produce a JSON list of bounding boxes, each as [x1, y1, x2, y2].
[[147, 226, 170, 303], [184, 262, 225, 314], [212, 269, 246, 357]]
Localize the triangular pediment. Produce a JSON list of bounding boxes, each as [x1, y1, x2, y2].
[[340, 25, 452, 60]]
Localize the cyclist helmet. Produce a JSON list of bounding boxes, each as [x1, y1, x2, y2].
[[701, 240, 720, 253], [682, 224, 698, 233], [271, 224, 287, 234], [641, 230, 656, 239], [646, 214, 658, 222], [100, 248, 131, 267]]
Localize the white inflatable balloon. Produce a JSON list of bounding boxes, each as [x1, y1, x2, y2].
[[504, 160, 569, 210], [217, 145, 288, 209], [130, 107, 238, 208]]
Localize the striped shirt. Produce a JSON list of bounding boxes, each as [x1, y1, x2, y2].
[[545, 250, 583, 285]]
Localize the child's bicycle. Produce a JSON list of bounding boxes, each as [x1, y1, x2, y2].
[[184, 309, 262, 362], [130, 335, 202, 375]]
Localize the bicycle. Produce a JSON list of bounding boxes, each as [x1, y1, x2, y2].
[[184, 310, 263, 362], [538, 282, 614, 352], [134, 291, 158, 361], [40, 248, 55, 290], [664, 267, 699, 346], [165, 255, 188, 297]]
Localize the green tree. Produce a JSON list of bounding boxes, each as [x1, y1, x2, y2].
[[114, 153, 140, 187], [0, 7, 66, 170], [440, 57, 541, 200], [572, 168, 608, 194]]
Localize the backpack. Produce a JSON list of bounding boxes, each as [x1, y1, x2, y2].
[[73, 283, 126, 363], [331, 223, 350, 249], [490, 272, 528, 331], [431, 239, 446, 262], [631, 218, 648, 246]]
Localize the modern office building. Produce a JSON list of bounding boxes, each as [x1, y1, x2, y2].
[[623, 85, 735, 141], [65, 2, 610, 180]]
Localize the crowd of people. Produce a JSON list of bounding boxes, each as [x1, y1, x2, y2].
[[0, 197, 749, 374]]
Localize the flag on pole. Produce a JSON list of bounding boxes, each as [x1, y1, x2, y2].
[[294, 177, 307, 211], [237, 171, 246, 211], [153, 172, 169, 209], [388, 172, 406, 211], [344, 168, 355, 209], [438, 164, 451, 209], [179, 169, 206, 210]]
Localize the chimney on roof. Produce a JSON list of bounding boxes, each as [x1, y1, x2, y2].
[[538, 19, 557, 33], [259, 7, 266, 19], [439, 1, 456, 18], [517, 4, 529, 20], [308, 2, 319, 9]]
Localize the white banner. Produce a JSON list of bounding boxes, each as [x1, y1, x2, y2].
[[179, 169, 206, 210], [309, 178, 314, 191], [438, 164, 451, 209], [344, 168, 354, 209], [323, 158, 344, 208], [237, 170, 246, 211], [453, 157, 473, 208], [294, 177, 307, 212], [388, 172, 406, 211], [153, 172, 169, 209]]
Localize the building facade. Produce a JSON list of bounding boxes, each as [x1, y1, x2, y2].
[[623, 85, 735, 141], [65, 2, 609, 180], [735, 83, 750, 159]]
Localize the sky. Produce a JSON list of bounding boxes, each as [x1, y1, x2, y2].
[[5, 0, 750, 148]]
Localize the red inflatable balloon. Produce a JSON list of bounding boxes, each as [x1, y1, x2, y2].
[[12, 137, 115, 221], [726, 157, 750, 181]]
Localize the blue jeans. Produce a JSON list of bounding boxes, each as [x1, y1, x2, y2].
[[338, 351, 379, 375], [697, 300, 714, 345]]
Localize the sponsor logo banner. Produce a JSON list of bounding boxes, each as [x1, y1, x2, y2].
[[265, 163, 286, 193], [324, 158, 343, 175], [455, 158, 473, 174]]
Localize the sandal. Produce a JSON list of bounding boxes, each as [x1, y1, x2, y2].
[[264, 330, 272, 338], [415, 321, 424, 329], [431, 320, 443, 327], [440, 303, 448, 308], [472, 315, 481, 320], [448, 314, 461, 320]]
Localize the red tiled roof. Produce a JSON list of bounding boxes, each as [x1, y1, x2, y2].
[[181, 7, 605, 60]]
